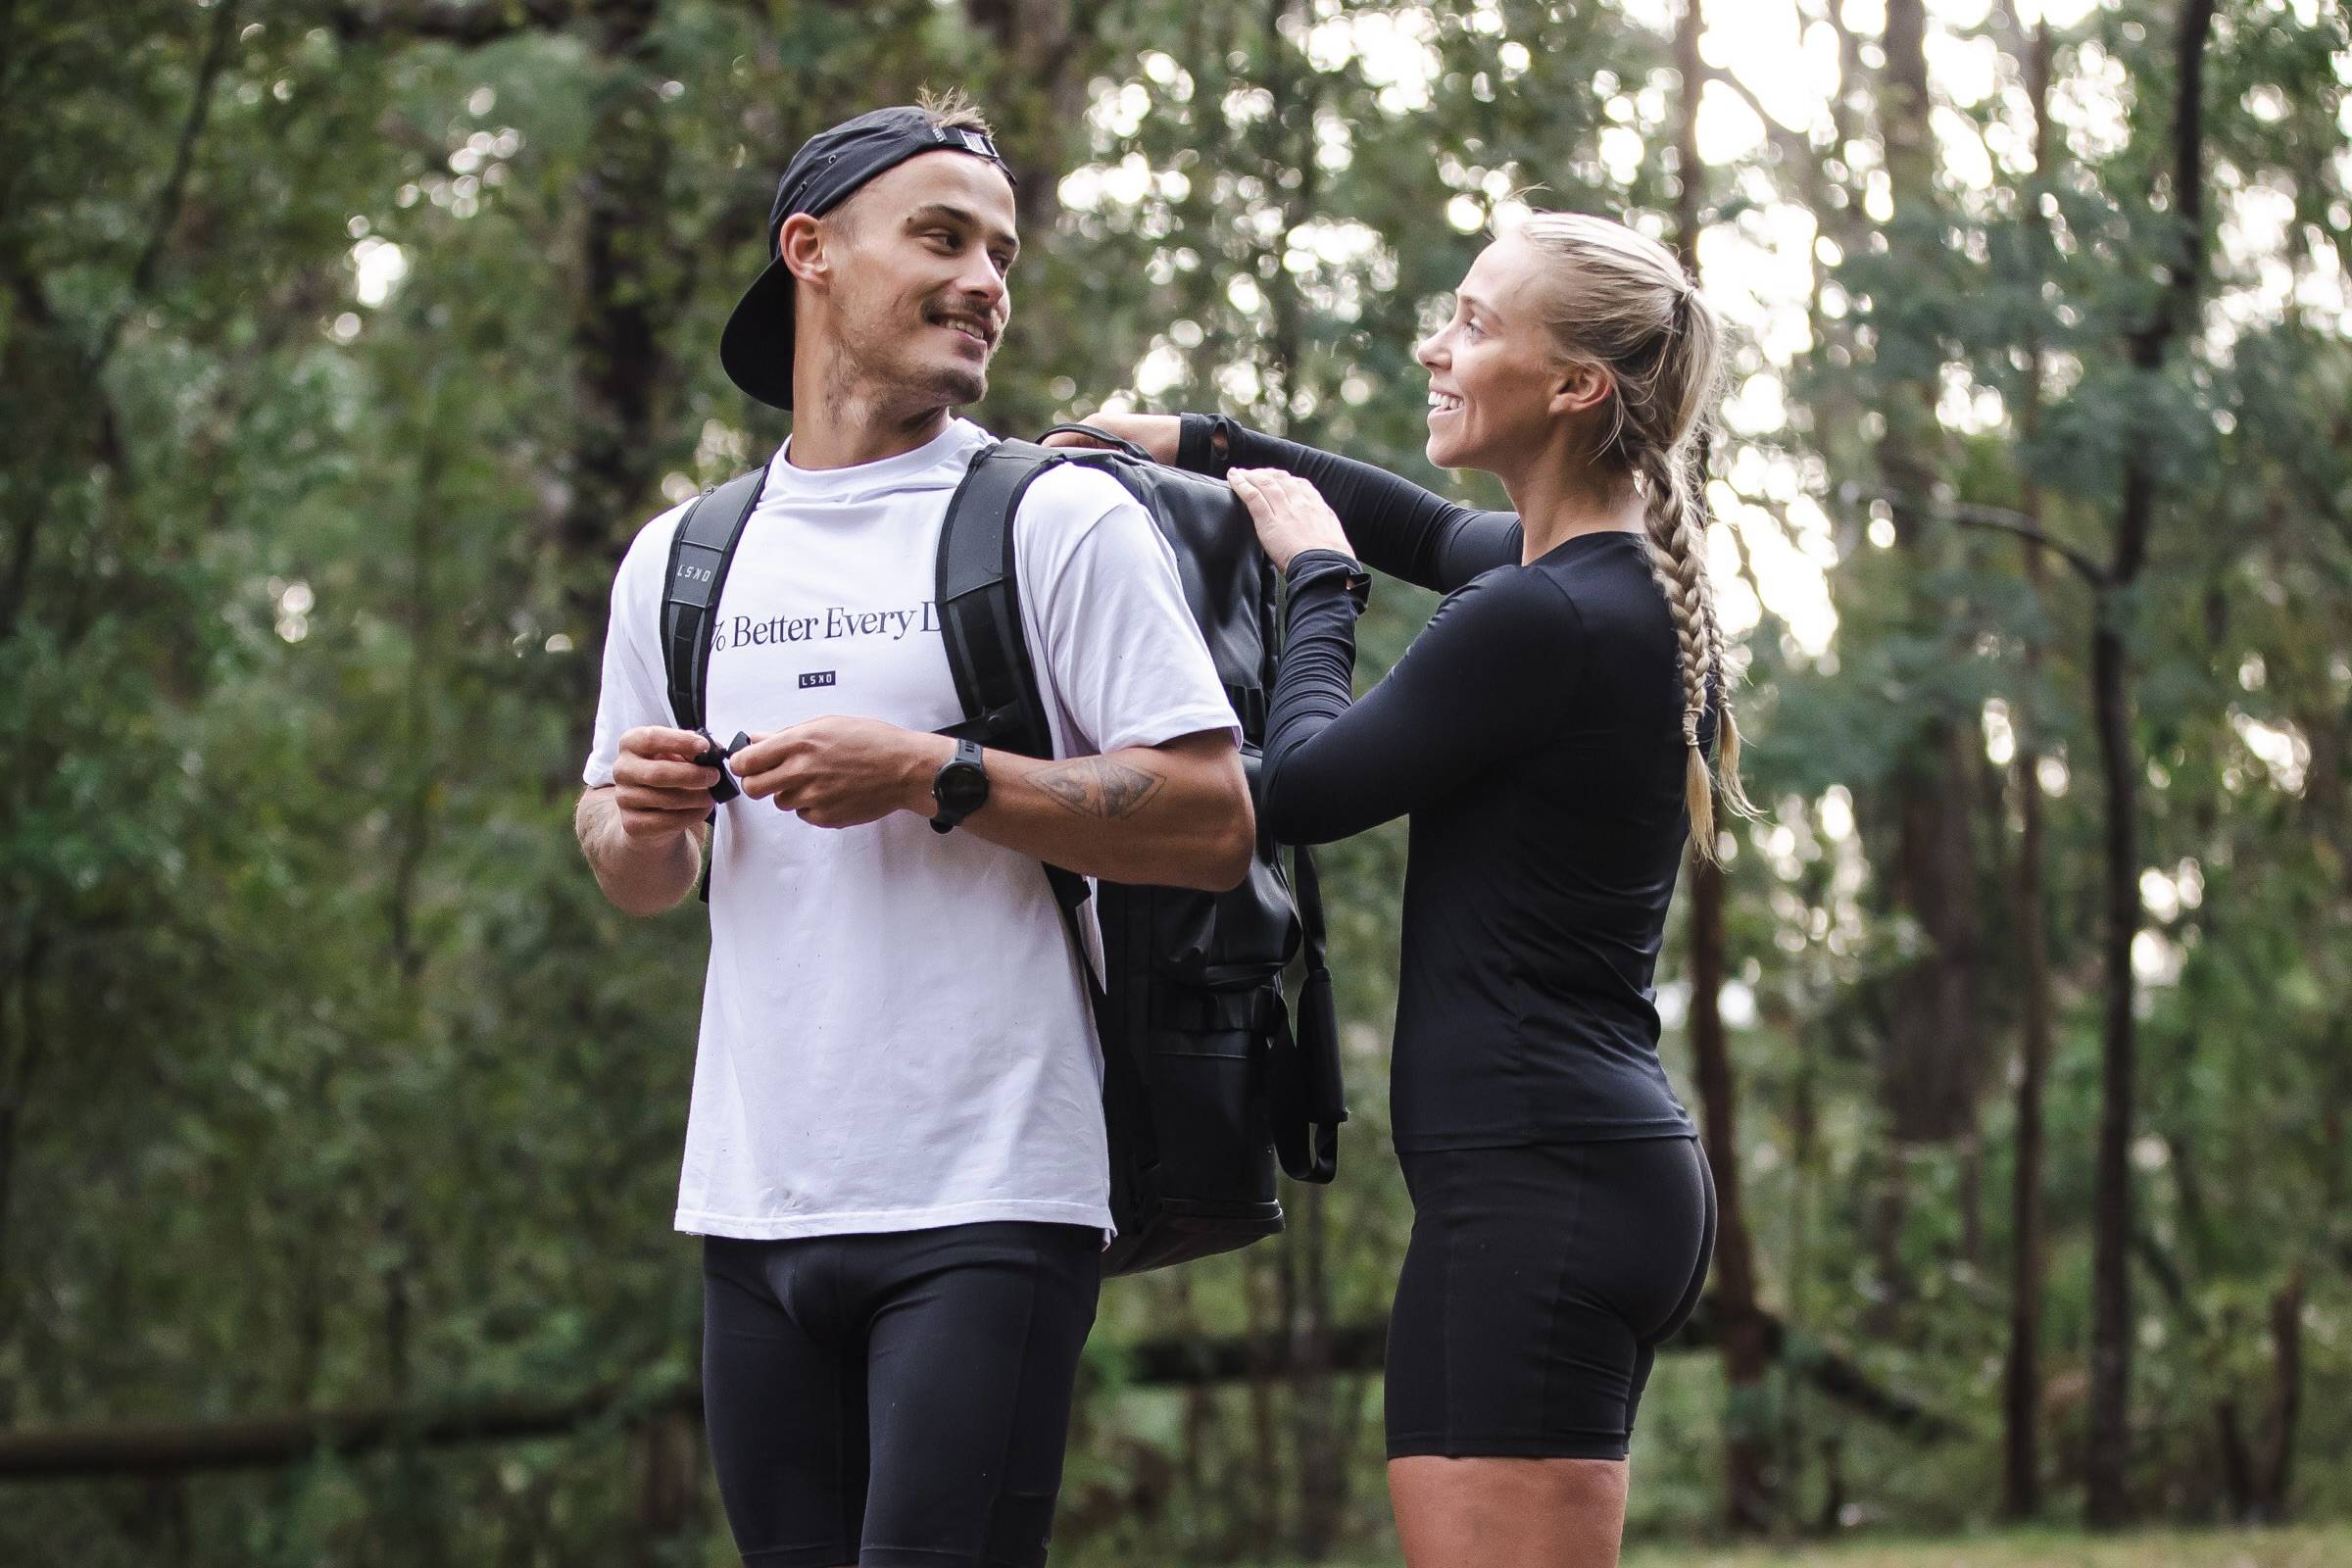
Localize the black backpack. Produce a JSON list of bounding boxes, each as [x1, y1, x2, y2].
[[659, 426, 1345, 1276]]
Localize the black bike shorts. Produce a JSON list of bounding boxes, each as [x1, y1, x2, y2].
[[1385, 1135, 1716, 1461], [701, 1221, 1102, 1568]]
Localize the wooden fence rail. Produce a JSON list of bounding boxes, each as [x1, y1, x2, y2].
[[0, 1297, 1950, 1482]]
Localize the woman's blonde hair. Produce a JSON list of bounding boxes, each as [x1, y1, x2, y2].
[[1505, 210, 1752, 859]]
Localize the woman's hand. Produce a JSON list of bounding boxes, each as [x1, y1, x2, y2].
[[1042, 413, 1180, 464], [1229, 468, 1354, 574]]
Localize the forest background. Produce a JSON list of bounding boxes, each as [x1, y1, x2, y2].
[[3, 0, 2349, 1564]]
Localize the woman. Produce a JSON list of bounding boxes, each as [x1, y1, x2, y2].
[[1059, 212, 1749, 1566]]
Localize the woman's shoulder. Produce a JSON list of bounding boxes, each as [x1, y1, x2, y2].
[[1436, 559, 1592, 654], [1530, 533, 1672, 629]]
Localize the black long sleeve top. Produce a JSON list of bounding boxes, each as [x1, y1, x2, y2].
[[1179, 416, 1700, 1149]]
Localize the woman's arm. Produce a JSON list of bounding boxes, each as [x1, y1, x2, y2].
[[1258, 549, 1578, 845], [1179, 415, 1521, 592], [1040, 412, 1520, 591]]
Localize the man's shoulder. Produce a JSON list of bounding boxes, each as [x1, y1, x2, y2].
[[597, 497, 704, 648], [620, 495, 700, 572], [1016, 456, 1143, 535]]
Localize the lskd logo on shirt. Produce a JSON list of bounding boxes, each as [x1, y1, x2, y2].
[[711, 600, 942, 653]]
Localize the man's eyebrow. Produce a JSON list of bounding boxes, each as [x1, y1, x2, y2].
[[905, 203, 1020, 258]]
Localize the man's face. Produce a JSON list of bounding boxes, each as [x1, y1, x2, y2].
[[807, 151, 1019, 412]]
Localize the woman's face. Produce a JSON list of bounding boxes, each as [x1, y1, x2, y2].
[[1415, 232, 1580, 475]]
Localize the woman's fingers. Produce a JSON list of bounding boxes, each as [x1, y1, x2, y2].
[[1229, 469, 1351, 573]]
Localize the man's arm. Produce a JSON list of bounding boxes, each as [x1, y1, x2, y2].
[[575, 724, 718, 915], [727, 718, 1253, 891]]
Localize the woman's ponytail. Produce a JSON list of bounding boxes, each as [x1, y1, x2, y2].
[[1512, 213, 1755, 861]]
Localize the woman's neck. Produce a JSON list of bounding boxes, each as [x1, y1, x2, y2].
[[1497, 448, 1646, 564]]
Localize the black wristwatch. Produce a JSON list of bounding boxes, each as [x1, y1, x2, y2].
[[929, 738, 989, 834]]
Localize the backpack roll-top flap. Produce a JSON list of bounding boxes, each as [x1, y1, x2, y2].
[[1063, 453, 1277, 719]]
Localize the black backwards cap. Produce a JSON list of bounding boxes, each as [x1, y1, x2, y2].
[[719, 105, 1015, 411]]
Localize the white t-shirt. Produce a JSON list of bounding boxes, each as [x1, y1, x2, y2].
[[585, 418, 1240, 1241]]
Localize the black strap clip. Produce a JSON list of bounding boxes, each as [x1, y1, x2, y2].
[[696, 729, 750, 803]]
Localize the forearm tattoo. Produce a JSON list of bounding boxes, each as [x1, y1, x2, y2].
[[1030, 758, 1166, 818]]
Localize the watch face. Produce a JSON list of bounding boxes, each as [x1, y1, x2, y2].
[[939, 761, 988, 814]]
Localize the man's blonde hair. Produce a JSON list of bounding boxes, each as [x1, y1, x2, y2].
[[916, 86, 994, 138]]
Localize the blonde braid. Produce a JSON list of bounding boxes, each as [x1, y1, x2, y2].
[[1638, 443, 1735, 859]]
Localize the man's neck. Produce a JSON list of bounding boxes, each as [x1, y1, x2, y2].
[[784, 356, 956, 470]]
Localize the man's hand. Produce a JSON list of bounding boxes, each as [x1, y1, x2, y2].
[[612, 725, 723, 839], [1043, 412, 1179, 464], [733, 716, 956, 829]]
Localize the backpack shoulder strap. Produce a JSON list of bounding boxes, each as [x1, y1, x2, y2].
[[939, 440, 1158, 1210], [935, 439, 1104, 911], [1272, 844, 1347, 1183], [661, 467, 766, 734], [935, 439, 1069, 758]]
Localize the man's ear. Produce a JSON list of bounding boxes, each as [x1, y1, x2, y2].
[[1549, 360, 1613, 420], [777, 212, 831, 291]]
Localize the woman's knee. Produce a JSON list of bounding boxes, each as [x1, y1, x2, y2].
[[1390, 1454, 1629, 1568]]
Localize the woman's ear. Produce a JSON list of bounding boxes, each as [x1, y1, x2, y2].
[[1549, 360, 1612, 419]]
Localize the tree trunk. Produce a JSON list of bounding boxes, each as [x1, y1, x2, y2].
[[0, 930, 48, 1422], [1287, 1183, 1345, 1560], [2254, 1266, 2306, 1521], [2082, 596, 2139, 1529], [1875, 0, 1988, 1152], [556, 0, 674, 668], [2001, 15, 2056, 1525], [2002, 704, 2053, 1520], [2085, 0, 2215, 1528], [1689, 848, 1775, 1531], [1668, 7, 1773, 1529], [633, 1407, 703, 1561]]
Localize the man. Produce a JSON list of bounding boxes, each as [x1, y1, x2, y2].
[[574, 97, 1252, 1568]]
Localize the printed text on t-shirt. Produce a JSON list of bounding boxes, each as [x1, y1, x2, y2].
[[711, 601, 940, 653]]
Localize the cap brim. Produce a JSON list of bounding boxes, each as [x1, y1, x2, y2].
[[720, 256, 798, 411]]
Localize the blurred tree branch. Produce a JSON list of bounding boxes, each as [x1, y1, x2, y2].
[[92, 0, 240, 370], [325, 0, 576, 46]]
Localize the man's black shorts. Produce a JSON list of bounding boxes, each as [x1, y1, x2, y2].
[[702, 1220, 1102, 1568]]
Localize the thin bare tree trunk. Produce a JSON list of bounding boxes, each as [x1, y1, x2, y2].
[[1671, 0, 1771, 1532], [1689, 848, 1774, 1531], [1288, 1183, 1345, 1560], [2085, 0, 2215, 1528], [2002, 15, 2056, 1523], [2003, 676, 2053, 1519], [557, 0, 673, 671], [2254, 1266, 2306, 1521], [1876, 0, 1988, 1155]]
